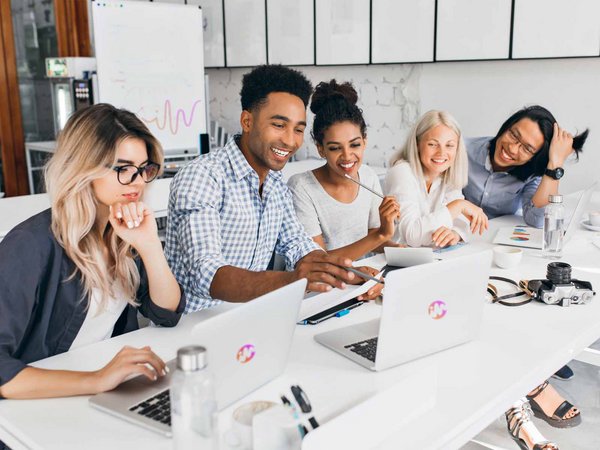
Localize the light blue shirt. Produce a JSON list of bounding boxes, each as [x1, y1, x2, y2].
[[165, 136, 320, 313], [463, 137, 544, 228]]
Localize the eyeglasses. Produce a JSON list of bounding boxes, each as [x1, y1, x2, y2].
[[112, 162, 160, 185], [506, 128, 537, 157]]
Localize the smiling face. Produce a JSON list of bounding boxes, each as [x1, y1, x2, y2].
[[318, 121, 366, 179], [240, 92, 307, 178], [493, 118, 544, 170], [91, 137, 150, 206], [418, 124, 459, 181]]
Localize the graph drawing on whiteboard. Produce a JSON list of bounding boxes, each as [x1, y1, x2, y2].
[[92, 0, 206, 153], [137, 99, 204, 136]]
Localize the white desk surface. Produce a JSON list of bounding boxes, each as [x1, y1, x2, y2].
[[1, 195, 599, 450]]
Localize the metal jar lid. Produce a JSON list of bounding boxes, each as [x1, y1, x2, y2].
[[176, 345, 207, 372], [548, 194, 563, 203]]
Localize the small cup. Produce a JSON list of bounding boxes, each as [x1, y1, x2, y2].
[[230, 401, 277, 450], [493, 246, 523, 269], [588, 211, 600, 226], [253, 405, 302, 450]]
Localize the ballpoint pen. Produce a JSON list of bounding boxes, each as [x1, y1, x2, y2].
[[344, 173, 385, 199]]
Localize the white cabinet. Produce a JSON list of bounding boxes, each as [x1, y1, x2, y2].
[[224, 0, 267, 67], [513, 0, 600, 58], [187, 0, 226, 67], [371, 0, 435, 63], [316, 0, 370, 65], [267, 0, 314, 65], [436, 0, 512, 61]]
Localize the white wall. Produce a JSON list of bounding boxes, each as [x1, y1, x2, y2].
[[206, 64, 421, 166], [420, 57, 600, 193]]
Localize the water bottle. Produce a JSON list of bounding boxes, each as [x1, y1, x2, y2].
[[170, 346, 218, 450], [542, 194, 565, 259]]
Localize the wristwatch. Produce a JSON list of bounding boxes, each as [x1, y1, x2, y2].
[[544, 167, 564, 180]]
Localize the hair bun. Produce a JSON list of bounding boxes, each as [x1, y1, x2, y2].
[[310, 79, 358, 115]]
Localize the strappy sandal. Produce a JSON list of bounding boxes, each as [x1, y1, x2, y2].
[[526, 380, 581, 428], [506, 400, 559, 450]]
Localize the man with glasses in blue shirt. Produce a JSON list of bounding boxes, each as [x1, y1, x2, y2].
[[463, 105, 588, 228], [165, 65, 356, 313]]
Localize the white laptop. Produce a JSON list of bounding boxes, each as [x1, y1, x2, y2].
[[493, 181, 598, 249], [384, 247, 434, 267], [89, 279, 307, 436], [314, 251, 491, 371]]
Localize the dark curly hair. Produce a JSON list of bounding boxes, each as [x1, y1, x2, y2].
[[489, 105, 589, 181], [240, 64, 313, 112], [310, 79, 367, 146]]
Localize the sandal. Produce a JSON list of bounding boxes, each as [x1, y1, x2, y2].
[[526, 380, 581, 428], [506, 399, 559, 450]]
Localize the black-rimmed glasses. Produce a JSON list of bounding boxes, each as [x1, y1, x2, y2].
[[506, 128, 537, 157], [112, 162, 160, 185]]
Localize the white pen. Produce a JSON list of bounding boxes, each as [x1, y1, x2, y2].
[[342, 266, 385, 285], [344, 173, 385, 199]]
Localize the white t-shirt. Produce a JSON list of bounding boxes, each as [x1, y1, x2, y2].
[[383, 161, 469, 247], [70, 288, 129, 350], [287, 165, 382, 253]]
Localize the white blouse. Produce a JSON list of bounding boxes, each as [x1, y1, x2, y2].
[[383, 161, 470, 247], [70, 288, 129, 350]]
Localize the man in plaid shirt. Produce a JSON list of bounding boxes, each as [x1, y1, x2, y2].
[[166, 65, 356, 312]]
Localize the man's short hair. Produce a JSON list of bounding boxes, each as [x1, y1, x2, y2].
[[240, 64, 313, 112]]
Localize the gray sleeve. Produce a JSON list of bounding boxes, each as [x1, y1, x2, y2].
[[287, 175, 323, 238]]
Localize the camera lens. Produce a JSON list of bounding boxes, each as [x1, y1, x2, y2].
[[546, 262, 572, 284]]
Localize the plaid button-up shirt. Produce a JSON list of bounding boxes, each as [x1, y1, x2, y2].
[[165, 136, 320, 313]]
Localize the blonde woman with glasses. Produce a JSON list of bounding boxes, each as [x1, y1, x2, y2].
[[384, 110, 488, 248], [0, 104, 182, 399]]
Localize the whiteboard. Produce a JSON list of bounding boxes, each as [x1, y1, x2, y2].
[[224, 0, 267, 67], [436, 0, 511, 61], [371, 0, 434, 63], [316, 0, 370, 65], [513, 0, 600, 58], [92, 0, 206, 152], [267, 0, 314, 65], [187, 0, 225, 67]]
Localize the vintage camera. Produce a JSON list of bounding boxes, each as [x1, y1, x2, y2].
[[526, 262, 595, 307]]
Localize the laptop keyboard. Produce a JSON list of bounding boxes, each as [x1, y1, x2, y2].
[[345, 337, 378, 362], [128, 389, 171, 426]]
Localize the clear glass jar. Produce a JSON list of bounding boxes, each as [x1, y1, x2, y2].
[[542, 194, 565, 259], [170, 346, 218, 450]]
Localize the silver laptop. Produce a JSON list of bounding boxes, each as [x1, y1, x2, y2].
[[384, 247, 434, 267], [314, 251, 491, 371], [493, 181, 598, 249], [89, 279, 307, 436]]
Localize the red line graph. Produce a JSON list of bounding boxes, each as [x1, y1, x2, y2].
[[138, 99, 202, 135]]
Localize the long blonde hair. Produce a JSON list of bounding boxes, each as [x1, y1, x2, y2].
[[45, 104, 163, 307], [390, 110, 468, 190]]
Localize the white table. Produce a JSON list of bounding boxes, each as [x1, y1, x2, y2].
[[1, 196, 599, 450]]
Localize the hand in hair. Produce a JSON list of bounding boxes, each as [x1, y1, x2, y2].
[[432, 226, 461, 248], [446, 199, 489, 235], [548, 123, 574, 168], [109, 202, 158, 251], [377, 196, 400, 240], [90, 346, 167, 393]]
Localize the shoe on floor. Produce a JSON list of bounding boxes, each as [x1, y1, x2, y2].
[[552, 365, 574, 381]]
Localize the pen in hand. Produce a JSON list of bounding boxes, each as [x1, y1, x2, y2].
[[342, 266, 384, 285], [344, 174, 385, 199]]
